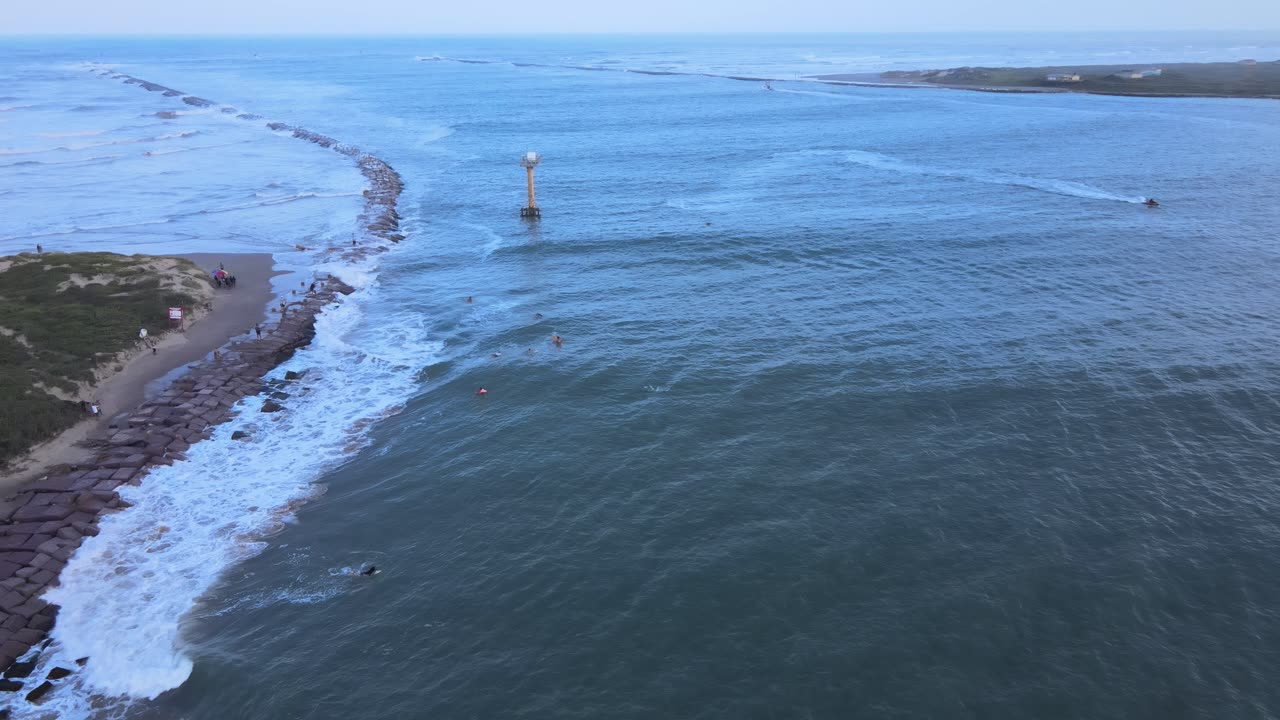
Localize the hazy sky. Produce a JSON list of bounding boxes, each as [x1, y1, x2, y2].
[[7, 0, 1279, 34]]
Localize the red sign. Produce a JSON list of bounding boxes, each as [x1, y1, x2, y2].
[[168, 307, 183, 320]]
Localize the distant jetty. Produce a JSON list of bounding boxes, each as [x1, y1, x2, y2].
[[811, 60, 1280, 99]]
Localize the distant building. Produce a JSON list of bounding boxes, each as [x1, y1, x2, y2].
[[1046, 72, 1082, 82]]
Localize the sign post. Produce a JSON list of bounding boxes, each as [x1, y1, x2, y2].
[[168, 306, 184, 332]]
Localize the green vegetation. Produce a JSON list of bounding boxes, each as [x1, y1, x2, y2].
[[0, 252, 210, 464], [882, 61, 1280, 98]]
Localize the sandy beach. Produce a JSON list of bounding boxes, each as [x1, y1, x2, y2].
[[0, 252, 282, 491]]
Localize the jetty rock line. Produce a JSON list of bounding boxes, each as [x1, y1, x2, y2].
[[0, 279, 355, 687], [93, 66, 407, 246], [0, 68, 407, 694]]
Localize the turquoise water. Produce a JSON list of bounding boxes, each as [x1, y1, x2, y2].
[[4, 34, 1280, 719]]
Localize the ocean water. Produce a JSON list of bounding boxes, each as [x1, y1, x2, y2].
[[3, 33, 1280, 719]]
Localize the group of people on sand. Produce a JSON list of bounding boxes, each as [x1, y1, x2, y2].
[[212, 267, 237, 288], [470, 297, 565, 398]]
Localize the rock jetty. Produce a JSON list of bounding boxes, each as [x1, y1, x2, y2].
[[0, 280, 354, 696], [0, 69, 407, 700]]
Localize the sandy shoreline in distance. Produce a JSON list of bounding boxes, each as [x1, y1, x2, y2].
[[0, 252, 283, 490]]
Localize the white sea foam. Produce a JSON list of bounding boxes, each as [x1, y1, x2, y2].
[[34, 129, 106, 139], [419, 125, 455, 144], [774, 87, 868, 102], [18, 273, 430, 718], [842, 150, 1145, 203]]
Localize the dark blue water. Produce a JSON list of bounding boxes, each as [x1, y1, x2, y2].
[[5, 35, 1280, 719]]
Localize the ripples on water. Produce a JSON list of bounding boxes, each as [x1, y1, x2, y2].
[[4, 34, 1280, 719]]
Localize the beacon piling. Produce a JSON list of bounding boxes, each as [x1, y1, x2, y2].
[[520, 151, 542, 219]]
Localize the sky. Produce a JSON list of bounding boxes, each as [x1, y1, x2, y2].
[[6, 0, 1280, 34]]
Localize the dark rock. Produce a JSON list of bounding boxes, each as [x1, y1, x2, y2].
[[28, 570, 54, 586], [0, 552, 35, 567], [284, 370, 306, 380], [25, 680, 52, 703], [10, 505, 72, 523], [0, 537, 30, 551], [0, 642, 27, 663], [261, 400, 284, 413], [27, 614, 52, 632], [13, 629, 43, 646], [231, 431, 251, 440], [45, 667, 72, 680], [0, 678, 22, 692], [71, 522, 99, 538], [10, 598, 47, 619], [75, 657, 87, 666], [3, 659, 35, 679]]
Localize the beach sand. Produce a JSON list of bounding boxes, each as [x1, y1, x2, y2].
[[0, 252, 283, 490]]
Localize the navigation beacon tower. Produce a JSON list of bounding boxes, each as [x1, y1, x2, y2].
[[520, 151, 542, 219]]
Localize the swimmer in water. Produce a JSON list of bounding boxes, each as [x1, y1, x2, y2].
[[552, 335, 563, 346], [534, 313, 543, 320], [526, 347, 536, 355], [466, 296, 473, 303], [360, 565, 380, 576], [491, 352, 501, 358], [475, 387, 488, 396]]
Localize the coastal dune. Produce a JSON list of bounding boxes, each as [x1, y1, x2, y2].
[[2, 253, 282, 490]]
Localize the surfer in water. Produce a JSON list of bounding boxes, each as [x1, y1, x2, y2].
[[360, 565, 380, 576], [1144, 198, 1160, 208]]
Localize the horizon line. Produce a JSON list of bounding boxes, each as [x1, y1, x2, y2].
[[4, 29, 1280, 37]]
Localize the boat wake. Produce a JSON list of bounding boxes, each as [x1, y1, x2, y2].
[[842, 150, 1145, 203]]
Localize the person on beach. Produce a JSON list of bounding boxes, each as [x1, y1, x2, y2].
[[90, 403, 100, 416], [309, 282, 316, 293], [36, 244, 42, 254], [255, 324, 262, 338]]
